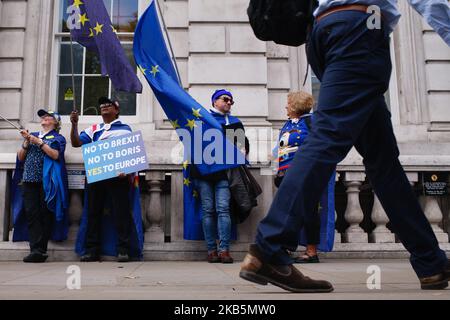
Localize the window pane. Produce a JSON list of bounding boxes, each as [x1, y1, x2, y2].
[[59, 0, 113, 32], [85, 50, 102, 75], [59, 43, 84, 74], [83, 77, 110, 115], [122, 43, 137, 70], [112, 0, 138, 32], [111, 89, 136, 116], [57, 76, 82, 115], [104, 0, 112, 17], [59, 0, 71, 33]]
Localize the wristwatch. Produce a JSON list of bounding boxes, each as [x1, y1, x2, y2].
[[39, 140, 45, 149]]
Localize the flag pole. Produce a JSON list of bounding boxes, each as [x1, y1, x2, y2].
[[0, 114, 23, 131], [155, 0, 183, 87], [69, 33, 78, 112]]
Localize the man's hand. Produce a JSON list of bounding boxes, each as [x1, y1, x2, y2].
[[70, 110, 79, 125], [117, 172, 127, 178]]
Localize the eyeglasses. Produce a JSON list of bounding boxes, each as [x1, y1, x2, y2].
[[100, 103, 115, 109], [220, 96, 234, 105]]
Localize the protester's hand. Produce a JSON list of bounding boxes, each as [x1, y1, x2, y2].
[[29, 135, 42, 145], [117, 172, 127, 178], [20, 130, 30, 140], [70, 110, 79, 125]]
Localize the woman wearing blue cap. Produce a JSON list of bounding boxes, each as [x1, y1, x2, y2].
[[12, 109, 69, 263]]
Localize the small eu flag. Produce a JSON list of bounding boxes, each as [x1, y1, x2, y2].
[[67, 0, 142, 93]]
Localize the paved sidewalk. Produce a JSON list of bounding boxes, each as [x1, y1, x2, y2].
[[0, 259, 449, 300]]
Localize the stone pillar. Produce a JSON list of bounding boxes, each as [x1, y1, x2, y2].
[[67, 190, 83, 241], [170, 170, 184, 241], [343, 172, 368, 243], [145, 171, 165, 243], [421, 196, 449, 243], [369, 194, 395, 243], [334, 172, 341, 243]]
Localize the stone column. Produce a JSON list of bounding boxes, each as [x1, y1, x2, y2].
[[67, 190, 83, 241], [170, 170, 184, 241], [343, 172, 368, 243], [334, 173, 341, 243], [145, 171, 165, 243], [369, 194, 395, 243], [420, 196, 448, 243]]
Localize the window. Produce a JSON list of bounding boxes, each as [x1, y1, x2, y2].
[[55, 0, 138, 116]]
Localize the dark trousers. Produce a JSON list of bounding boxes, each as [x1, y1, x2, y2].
[[22, 182, 54, 254], [275, 175, 320, 245], [256, 10, 448, 278], [85, 177, 131, 255]]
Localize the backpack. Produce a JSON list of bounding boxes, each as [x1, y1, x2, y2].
[[247, 0, 318, 47]]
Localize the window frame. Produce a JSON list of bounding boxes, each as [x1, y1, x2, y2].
[[49, 0, 143, 125]]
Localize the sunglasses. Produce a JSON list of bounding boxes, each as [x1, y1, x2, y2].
[[220, 96, 234, 105], [100, 103, 115, 109]]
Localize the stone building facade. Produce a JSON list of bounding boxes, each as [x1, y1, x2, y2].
[[0, 0, 449, 260]]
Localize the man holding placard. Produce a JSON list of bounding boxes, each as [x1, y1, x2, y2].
[[70, 97, 144, 262]]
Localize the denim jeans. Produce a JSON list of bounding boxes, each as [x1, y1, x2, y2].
[[195, 179, 231, 253]]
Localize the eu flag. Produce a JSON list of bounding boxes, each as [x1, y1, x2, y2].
[[133, 0, 245, 240], [67, 0, 142, 93]]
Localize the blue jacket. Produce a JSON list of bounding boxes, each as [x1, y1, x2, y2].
[[277, 114, 312, 174]]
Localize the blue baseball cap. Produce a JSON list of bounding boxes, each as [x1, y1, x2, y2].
[[211, 89, 233, 106], [37, 109, 61, 122]]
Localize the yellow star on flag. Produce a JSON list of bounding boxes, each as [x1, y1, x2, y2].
[[193, 190, 199, 198], [78, 13, 89, 26], [138, 65, 147, 75], [94, 22, 104, 35], [88, 28, 94, 37], [111, 25, 118, 34], [183, 178, 191, 187], [192, 108, 203, 119], [169, 119, 180, 129], [73, 0, 84, 8], [182, 160, 189, 170], [150, 65, 160, 77], [185, 119, 197, 131]]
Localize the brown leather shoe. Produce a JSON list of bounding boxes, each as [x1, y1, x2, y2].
[[420, 261, 450, 290], [239, 244, 333, 293], [207, 250, 220, 263], [219, 251, 234, 264]]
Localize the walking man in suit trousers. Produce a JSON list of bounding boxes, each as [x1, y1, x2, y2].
[[240, 0, 450, 292]]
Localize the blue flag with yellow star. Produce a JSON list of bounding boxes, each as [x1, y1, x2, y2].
[[68, 0, 142, 93], [133, 0, 244, 240]]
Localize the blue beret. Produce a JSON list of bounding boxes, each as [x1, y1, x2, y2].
[[211, 89, 233, 105]]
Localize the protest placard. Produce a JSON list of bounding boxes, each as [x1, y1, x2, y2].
[[82, 131, 148, 183]]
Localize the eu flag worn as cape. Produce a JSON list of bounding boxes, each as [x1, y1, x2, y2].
[[68, 0, 142, 93], [133, 1, 245, 240], [75, 174, 144, 259], [11, 132, 70, 242]]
